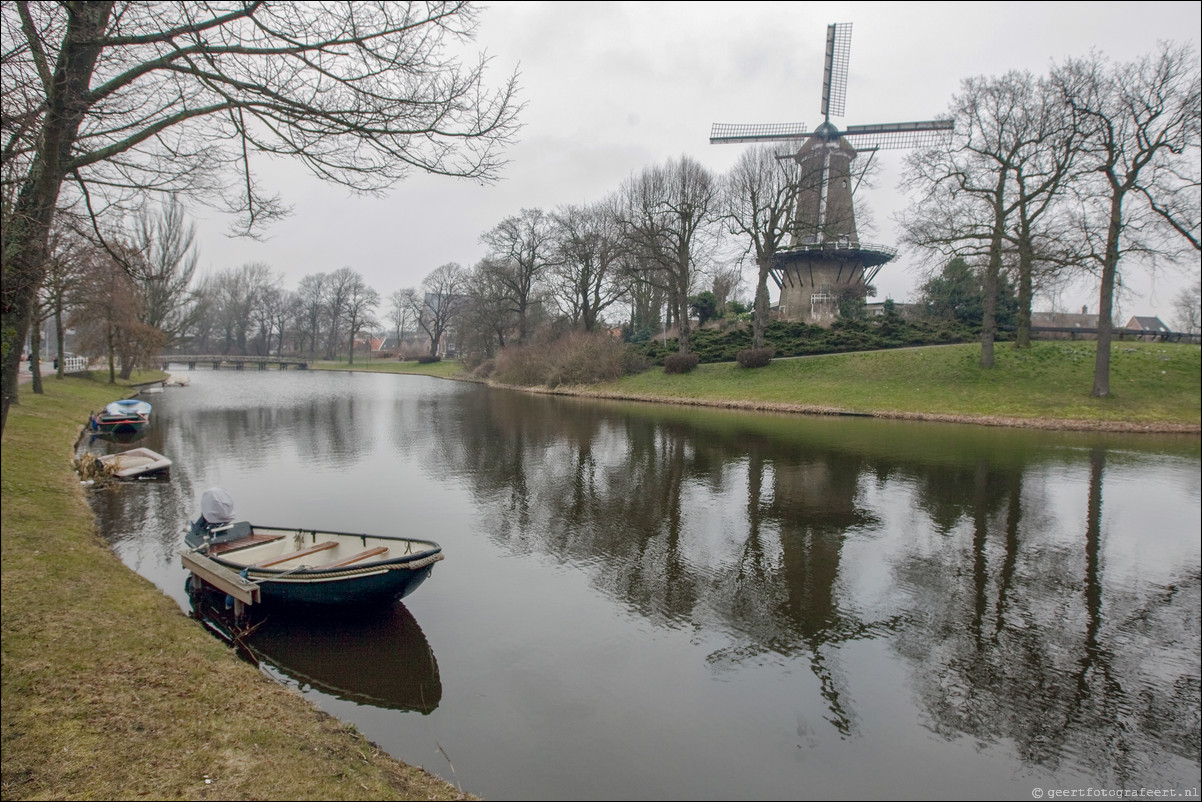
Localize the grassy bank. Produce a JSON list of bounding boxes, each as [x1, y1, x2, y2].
[[550, 341, 1201, 431], [312, 358, 468, 379], [1, 375, 467, 801]]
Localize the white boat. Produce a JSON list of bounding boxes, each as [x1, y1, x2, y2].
[[96, 447, 172, 479]]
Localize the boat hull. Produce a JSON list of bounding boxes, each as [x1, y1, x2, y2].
[[185, 523, 443, 608], [96, 447, 171, 480], [90, 415, 148, 435], [248, 563, 434, 607], [91, 399, 152, 435]]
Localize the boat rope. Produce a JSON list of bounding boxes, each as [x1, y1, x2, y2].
[[395, 553, 445, 571]]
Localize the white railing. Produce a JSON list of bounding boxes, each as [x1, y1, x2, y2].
[[26, 356, 88, 373]]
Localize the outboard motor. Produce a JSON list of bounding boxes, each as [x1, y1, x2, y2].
[[188, 486, 239, 548]]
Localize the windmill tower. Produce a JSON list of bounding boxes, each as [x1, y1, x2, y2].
[[711, 23, 951, 325]]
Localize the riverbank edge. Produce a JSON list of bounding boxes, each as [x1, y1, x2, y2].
[[500, 383, 1202, 434], [0, 378, 471, 801], [315, 362, 1199, 435]]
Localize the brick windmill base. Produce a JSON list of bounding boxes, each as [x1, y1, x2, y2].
[[773, 242, 896, 326]]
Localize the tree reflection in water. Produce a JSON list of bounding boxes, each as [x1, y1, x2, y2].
[[425, 389, 1200, 778]]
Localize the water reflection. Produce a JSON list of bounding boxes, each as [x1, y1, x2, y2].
[[91, 371, 1201, 798], [435, 390, 1200, 781], [188, 587, 441, 714], [89, 428, 148, 445]]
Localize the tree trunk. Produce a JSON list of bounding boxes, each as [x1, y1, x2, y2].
[[30, 325, 44, 394], [1092, 256, 1117, 397], [752, 255, 771, 350], [1092, 191, 1125, 397], [106, 320, 117, 384], [1015, 217, 1033, 349], [980, 178, 1008, 369], [55, 306, 67, 379], [980, 252, 1000, 369], [0, 2, 114, 432]]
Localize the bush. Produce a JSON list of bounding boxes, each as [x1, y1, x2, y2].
[[416, 354, 441, 364], [492, 331, 647, 387], [471, 359, 496, 379], [663, 352, 699, 374], [736, 347, 774, 368], [628, 315, 980, 365]]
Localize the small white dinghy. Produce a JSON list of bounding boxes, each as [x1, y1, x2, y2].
[[97, 447, 172, 479]]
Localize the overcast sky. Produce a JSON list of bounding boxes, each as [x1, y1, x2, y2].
[[190, 0, 1201, 323]]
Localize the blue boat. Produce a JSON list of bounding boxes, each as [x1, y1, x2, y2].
[[90, 398, 152, 435], [185, 488, 443, 608]]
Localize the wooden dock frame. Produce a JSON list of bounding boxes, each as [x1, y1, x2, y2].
[[181, 550, 261, 619]]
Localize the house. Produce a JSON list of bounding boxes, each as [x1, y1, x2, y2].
[[1030, 307, 1100, 339], [865, 301, 921, 320], [1125, 316, 1171, 340]]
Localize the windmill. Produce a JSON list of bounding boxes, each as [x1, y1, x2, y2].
[[711, 23, 951, 325]]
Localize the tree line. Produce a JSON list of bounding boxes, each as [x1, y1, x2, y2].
[[899, 46, 1200, 395], [3, 2, 1197, 433]]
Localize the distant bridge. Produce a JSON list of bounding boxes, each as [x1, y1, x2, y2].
[[161, 355, 310, 371]]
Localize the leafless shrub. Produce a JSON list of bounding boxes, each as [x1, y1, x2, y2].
[[493, 332, 645, 387], [663, 352, 700, 374], [736, 347, 774, 368]]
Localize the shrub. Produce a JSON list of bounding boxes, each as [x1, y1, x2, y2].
[[736, 347, 774, 368], [663, 352, 699, 374], [492, 331, 647, 387], [416, 354, 441, 364], [471, 359, 496, 379]]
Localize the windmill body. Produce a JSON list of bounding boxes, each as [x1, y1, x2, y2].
[[711, 23, 950, 325]]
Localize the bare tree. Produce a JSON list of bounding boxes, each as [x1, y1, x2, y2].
[[0, 1, 520, 432], [342, 273, 380, 364], [1172, 281, 1201, 334], [900, 71, 1082, 367], [548, 202, 627, 332], [130, 195, 200, 347], [459, 258, 519, 355], [479, 208, 554, 343], [322, 266, 358, 359], [70, 240, 164, 382], [404, 263, 467, 356], [1054, 44, 1201, 397], [709, 265, 744, 318], [387, 289, 414, 351], [614, 156, 721, 355], [294, 272, 328, 357], [206, 262, 276, 354], [723, 145, 801, 348], [40, 223, 85, 378]]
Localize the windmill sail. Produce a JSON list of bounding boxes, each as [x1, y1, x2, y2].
[[710, 122, 809, 144], [821, 23, 852, 120]]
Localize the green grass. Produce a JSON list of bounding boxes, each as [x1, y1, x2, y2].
[[591, 342, 1201, 427], [312, 358, 469, 379], [1, 374, 469, 801]]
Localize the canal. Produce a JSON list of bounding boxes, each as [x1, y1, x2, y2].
[[88, 369, 1201, 799]]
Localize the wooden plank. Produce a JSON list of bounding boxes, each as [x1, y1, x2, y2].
[[181, 551, 260, 605], [322, 546, 388, 569], [252, 540, 337, 568], [207, 532, 284, 556]]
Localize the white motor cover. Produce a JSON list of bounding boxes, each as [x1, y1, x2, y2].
[[200, 487, 236, 524]]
